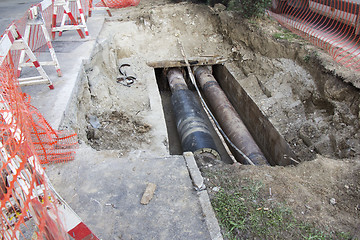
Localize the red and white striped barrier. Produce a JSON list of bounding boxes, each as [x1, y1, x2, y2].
[[88, 0, 112, 17], [76, 0, 89, 36], [18, 6, 62, 78], [52, 0, 87, 39], [0, 24, 54, 89], [47, 179, 99, 240]]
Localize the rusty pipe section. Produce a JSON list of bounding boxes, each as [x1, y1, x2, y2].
[[167, 68, 188, 91], [166, 68, 220, 161], [194, 66, 268, 165]]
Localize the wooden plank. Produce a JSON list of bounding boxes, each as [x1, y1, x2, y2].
[[140, 183, 157, 205], [147, 57, 227, 68]]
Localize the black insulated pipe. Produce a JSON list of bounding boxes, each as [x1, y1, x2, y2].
[[194, 66, 269, 165], [167, 68, 220, 161]]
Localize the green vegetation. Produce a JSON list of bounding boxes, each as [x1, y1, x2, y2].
[[170, 0, 272, 18], [273, 29, 301, 41], [303, 50, 319, 63], [303, 54, 311, 63], [208, 176, 353, 240], [227, 0, 272, 18]]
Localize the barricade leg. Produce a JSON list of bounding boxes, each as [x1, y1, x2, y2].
[[59, 8, 68, 37], [19, 41, 54, 89], [88, 0, 93, 17], [62, 1, 85, 38], [89, 0, 112, 17], [101, 0, 112, 17], [17, 24, 31, 78], [41, 23, 62, 77], [52, 4, 58, 39], [76, 0, 89, 36]]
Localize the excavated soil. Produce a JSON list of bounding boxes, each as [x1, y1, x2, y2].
[[219, 13, 360, 161], [62, 0, 360, 237]]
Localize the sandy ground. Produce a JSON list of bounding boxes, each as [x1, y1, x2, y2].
[[58, 0, 360, 237]]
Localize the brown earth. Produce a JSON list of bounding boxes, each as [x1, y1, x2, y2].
[[204, 156, 360, 237]]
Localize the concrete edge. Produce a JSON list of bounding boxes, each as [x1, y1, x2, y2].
[[58, 58, 87, 129], [183, 152, 223, 240], [58, 18, 108, 129]]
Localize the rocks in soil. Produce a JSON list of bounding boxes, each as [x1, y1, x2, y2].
[[86, 111, 152, 152], [215, 11, 360, 161], [213, 3, 226, 13]]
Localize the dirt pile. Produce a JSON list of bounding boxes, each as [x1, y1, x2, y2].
[[217, 13, 360, 161], [205, 156, 360, 237], [86, 111, 151, 151]]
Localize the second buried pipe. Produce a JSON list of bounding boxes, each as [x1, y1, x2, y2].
[[194, 66, 269, 165]]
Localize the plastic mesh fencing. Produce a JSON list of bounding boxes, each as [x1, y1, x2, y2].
[[96, 0, 140, 8], [28, 102, 78, 164], [269, 0, 360, 70], [0, 0, 82, 237], [0, 55, 69, 240]]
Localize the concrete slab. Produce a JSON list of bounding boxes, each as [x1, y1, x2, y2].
[[46, 146, 212, 240], [0, 0, 39, 33]]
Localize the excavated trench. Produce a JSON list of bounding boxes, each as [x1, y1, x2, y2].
[[61, 3, 360, 165], [154, 65, 296, 166]]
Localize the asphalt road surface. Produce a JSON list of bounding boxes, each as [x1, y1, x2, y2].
[[0, 0, 39, 34]]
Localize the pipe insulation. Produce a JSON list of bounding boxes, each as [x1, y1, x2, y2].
[[167, 68, 220, 160], [194, 66, 269, 165]]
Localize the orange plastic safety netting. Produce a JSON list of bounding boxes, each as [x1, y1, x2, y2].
[[0, 55, 70, 239], [96, 0, 140, 8], [28, 103, 78, 164], [269, 0, 360, 70], [1, 28, 78, 164]]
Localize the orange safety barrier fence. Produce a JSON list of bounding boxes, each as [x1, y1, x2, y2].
[[28, 102, 78, 164], [96, 0, 140, 8], [0, 55, 70, 239], [269, 0, 360, 71], [0, 1, 83, 238], [0, 0, 146, 237]]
